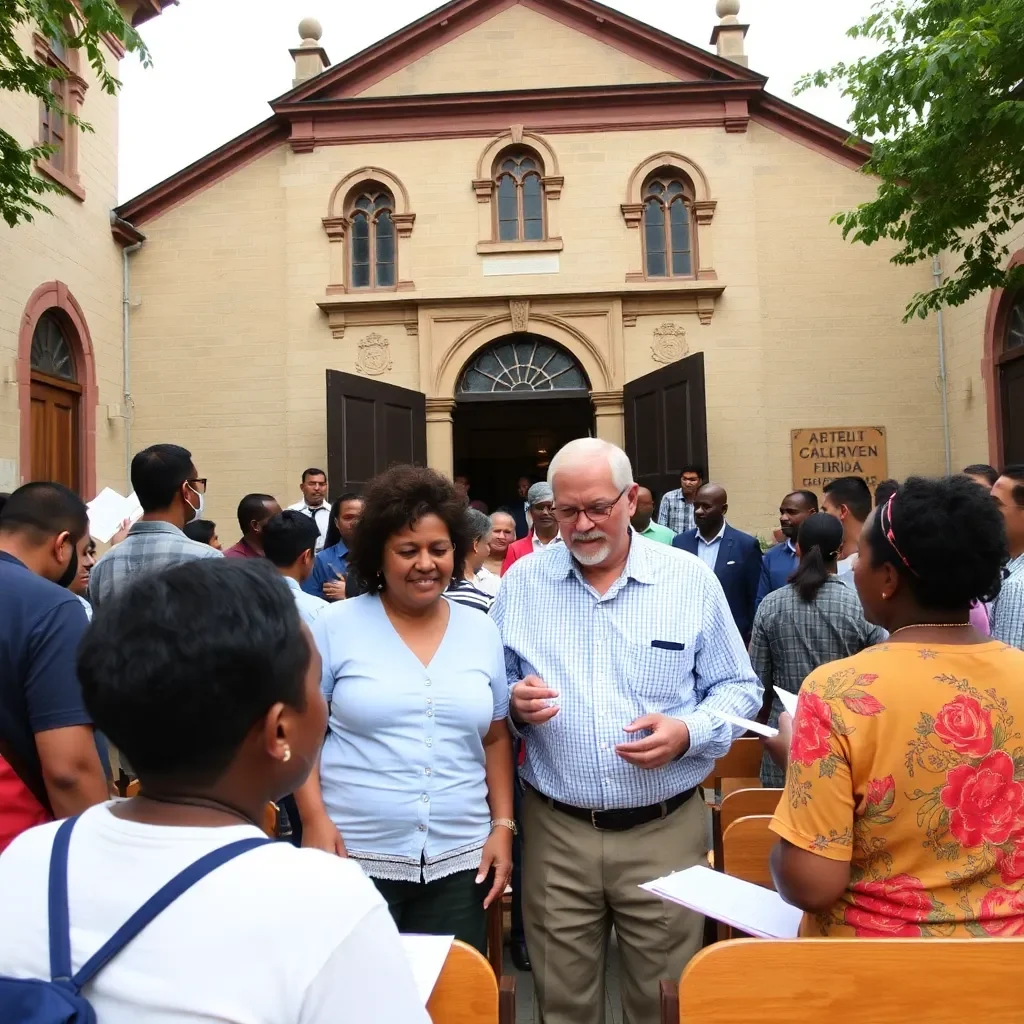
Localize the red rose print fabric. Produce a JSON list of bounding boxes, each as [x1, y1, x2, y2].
[[770, 641, 1024, 938]]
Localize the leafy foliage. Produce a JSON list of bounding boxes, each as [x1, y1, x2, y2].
[[0, 0, 149, 227], [798, 0, 1024, 319]]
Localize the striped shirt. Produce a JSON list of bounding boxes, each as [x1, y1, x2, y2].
[[490, 532, 762, 809], [444, 578, 494, 613], [991, 553, 1024, 651], [89, 520, 222, 609], [657, 488, 695, 535]]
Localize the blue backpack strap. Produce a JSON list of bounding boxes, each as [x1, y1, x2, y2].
[[48, 814, 271, 993]]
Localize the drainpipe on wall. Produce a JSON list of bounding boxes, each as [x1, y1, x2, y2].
[[112, 213, 146, 491], [932, 255, 952, 477]]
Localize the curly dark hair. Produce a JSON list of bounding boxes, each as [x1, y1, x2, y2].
[[868, 475, 1007, 610], [349, 465, 469, 591]]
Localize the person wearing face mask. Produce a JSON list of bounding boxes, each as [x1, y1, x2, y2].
[[294, 465, 514, 954], [90, 443, 222, 610], [0, 483, 109, 852]]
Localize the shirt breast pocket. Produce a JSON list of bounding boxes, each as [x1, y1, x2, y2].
[[627, 639, 693, 704]]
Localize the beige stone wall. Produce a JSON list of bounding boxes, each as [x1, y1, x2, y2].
[[0, 26, 127, 494], [356, 4, 678, 98], [942, 221, 1024, 469], [128, 115, 950, 536]]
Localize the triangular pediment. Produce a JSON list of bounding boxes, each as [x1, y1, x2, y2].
[[280, 0, 762, 104]]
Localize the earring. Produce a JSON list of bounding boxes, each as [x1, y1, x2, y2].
[[282, 746, 292, 763], [376, 571, 386, 592]]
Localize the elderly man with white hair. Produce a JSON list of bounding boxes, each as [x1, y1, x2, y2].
[[491, 438, 762, 1024]]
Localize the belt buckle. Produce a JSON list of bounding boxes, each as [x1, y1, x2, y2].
[[590, 809, 607, 831]]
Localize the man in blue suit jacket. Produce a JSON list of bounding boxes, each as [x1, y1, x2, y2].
[[672, 483, 763, 644], [755, 490, 818, 611]]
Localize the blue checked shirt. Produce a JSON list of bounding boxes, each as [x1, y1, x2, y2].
[[657, 488, 695, 535], [992, 553, 1024, 651], [490, 532, 762, 809]]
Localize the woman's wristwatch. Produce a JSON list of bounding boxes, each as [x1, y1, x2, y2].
[[491, 818, 518, 835]]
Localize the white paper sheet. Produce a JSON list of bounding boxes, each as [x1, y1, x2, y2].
[[400, 934, 454, 1005], [775, 688, 799, 717], [641, 865, 803, 938], [86, 488, 143, 543], [707, 707, 778, 738]]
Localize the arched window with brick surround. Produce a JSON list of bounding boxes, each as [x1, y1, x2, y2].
[[347, 184, 396, 289], [642, 170, 696, 279]]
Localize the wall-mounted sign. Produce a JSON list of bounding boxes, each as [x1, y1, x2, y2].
[[791, 427, 888, 491]]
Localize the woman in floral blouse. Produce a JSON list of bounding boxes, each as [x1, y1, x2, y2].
[[767, 475, 1024, 937]]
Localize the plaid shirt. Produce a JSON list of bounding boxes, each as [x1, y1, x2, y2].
[[749, 577, 887, 786], [89, 520, 222, 609], [657, 488, 695, 535], [992, 553, 1024, 651]]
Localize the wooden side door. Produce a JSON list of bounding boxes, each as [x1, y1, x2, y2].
[[623, 352, 708, 506], [1000, 354, 1024, 465], [29, 375, 81, 492], [325, 370, 427, 493]]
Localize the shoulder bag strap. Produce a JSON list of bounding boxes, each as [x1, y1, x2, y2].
[[48, 814, 271, 991]]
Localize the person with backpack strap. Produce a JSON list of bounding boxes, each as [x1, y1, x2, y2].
[[0, 559, 429, 1024]]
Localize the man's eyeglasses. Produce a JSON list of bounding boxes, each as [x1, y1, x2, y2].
[[187, 478, 208, 494], [552, 487, 627, 524]]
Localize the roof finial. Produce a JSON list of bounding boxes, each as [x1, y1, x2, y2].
[[291, 17, 329, 87], [711, 0, 748, 68]]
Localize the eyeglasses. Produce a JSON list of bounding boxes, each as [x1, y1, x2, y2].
[[187, 478, 208, 494], [552, 488, 627, 524]]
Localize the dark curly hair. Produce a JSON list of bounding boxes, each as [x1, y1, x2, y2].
[[868, 475, 1007, 610], [349, 465, 469, 591]]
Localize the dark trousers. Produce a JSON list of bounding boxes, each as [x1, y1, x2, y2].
[[372, 868, 488, 955]]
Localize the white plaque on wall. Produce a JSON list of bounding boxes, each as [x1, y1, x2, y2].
[[482, 254, 560, 277]]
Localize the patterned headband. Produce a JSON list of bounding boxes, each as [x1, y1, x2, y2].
[[880, 493, 918, 576]]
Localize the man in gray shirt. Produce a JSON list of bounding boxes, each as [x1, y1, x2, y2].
[[90, 444, 221, 609]]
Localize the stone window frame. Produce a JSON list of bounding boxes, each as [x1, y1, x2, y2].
[[323, 167, 415, 294], [33, 31, 87, 202], [473, 127, 564, 255], [622, 152, 717, 283]]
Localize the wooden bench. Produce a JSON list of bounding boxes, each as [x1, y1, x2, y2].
[[428, 939, 516, 1024], [661, 937, 1024, 1023]]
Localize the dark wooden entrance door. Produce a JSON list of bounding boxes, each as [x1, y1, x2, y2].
[[1000, 353, 1024, 465], [29, 374, 81, 491], [325, 370, 426, 493], [623, 353, 708, 507]]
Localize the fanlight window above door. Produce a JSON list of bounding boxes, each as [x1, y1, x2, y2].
[[457, 336, 588, 394], [30, 311, 76, 381]]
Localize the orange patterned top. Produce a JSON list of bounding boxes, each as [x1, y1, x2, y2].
[[771, 640, 1024, 937]]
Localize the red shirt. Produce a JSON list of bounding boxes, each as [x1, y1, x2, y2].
[[223, 538, 262, 559]]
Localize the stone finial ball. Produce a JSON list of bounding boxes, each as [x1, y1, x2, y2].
[[298, 17, 323, 42], [716, 0, 741, 18]]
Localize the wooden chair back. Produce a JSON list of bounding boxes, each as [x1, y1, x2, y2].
[[427, 939, 516, 1024], [701, 738, 763, 806], [122, 781, 279, 840], [721, 815, 776, 890], [720, 788, 783, 836], [672, 938, 1024, 1024]]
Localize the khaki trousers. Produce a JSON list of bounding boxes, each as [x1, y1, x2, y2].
[[522, 787, 706, 1024]]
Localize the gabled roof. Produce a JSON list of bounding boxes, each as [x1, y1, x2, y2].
[[114, 0, 869, 231], [275, 0, 763, 106]]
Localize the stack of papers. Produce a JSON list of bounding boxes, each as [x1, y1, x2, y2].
[[86, 488, 143, 543], [399, 934, 454, 1005], [775, 689, 799, 716], [707, 708, 778, 738], [641, 865, 803, 938]]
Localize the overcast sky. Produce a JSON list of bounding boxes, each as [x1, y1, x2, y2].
[[117, 0, 877, 201]]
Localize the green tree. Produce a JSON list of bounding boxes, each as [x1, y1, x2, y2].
[[0, 0, 149, 227], [799, 0, 1024, 319]]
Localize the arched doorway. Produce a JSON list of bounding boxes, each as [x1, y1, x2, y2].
[[998, 292, 1024, 465], [28, 310, 82, 491], [452, 334, 593, 510]]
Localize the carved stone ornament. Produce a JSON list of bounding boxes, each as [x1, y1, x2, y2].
[[355, 332, 392, 376], [651, 322, 689, 364], [509, 299, 530, 333]]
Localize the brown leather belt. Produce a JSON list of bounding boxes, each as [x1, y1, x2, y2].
[[530, 785, 696, 832]]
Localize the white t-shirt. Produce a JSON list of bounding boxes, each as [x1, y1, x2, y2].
[[0, 804, 429, 1024]]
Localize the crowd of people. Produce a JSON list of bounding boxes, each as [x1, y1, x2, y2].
[[0, 440, 1023, 1022]]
